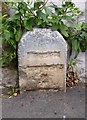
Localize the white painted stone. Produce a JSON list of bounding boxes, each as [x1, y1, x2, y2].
[[18, 28, 67, 91]]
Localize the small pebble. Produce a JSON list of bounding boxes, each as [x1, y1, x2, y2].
[[13, 93, 17, 97], [54, 111, 57, 115]]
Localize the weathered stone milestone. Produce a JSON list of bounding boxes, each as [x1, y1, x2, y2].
[[18, 28, 67, 91]]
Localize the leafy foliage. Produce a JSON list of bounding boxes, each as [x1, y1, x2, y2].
[[68, 22, 87, 58], [1, 0, 87, 66]]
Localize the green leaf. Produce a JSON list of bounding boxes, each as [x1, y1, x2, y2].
[[34, 1, 44, 10], [14, 28, 17, 34], [55, 7, 63, 15], [59, 22, 69, 37], [76, 25, 81, 31], [12, 13, 21, 20], [15, 28, 22, 42], [63, 15, 75, 23], [4, 30, 11, 40], [72, 39, 80, 58], [45, 6, 50, 17], [37, 10, 47, 21], [52, 24, 59, 31], [60, 22, 68, 30], [20, 2, 29, 11], [82, 32, 87, 38], [72, 39, 78, 51], [60, 29, 69, 37], [24, 19, 33, 31], [9, 39, 16, 49], [37, 19, 43, 25]]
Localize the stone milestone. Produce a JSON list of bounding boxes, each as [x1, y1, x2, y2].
[[18, 28, 67, 91]]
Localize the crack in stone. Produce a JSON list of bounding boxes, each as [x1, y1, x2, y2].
[[19, 64, 64, 69], [27, 51, 61, 54]]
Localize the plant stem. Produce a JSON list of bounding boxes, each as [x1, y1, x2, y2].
[[39, 0, 49, 10]]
